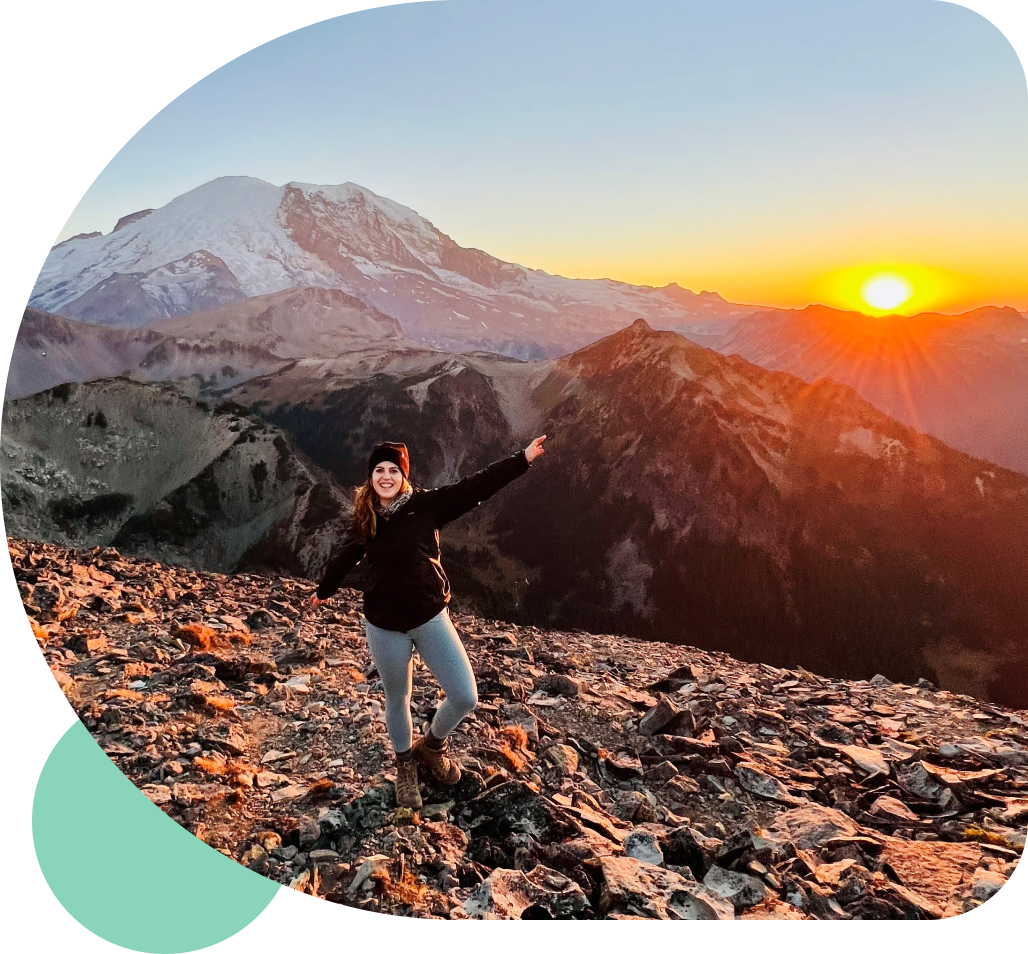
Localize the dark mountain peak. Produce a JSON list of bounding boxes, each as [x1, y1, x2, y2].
[[113, 209, 155, 232], [51, 231, 102, 249]]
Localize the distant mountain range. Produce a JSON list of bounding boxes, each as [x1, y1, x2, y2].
[[8, 287, 425, 400], [713, 304, 1028, 475], [32, 176, 750, 359]]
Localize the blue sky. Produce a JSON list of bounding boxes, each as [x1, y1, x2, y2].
[[58, 0, 1028, 308]]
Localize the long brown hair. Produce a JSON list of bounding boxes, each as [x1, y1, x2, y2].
[[352, 475, 413, 542]]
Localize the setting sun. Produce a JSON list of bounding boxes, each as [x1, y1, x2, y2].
[[813, 263, 960, 316], [861, 273, 914, 312]]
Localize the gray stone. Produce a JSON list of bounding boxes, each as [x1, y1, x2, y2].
[[599, 856, 733, 920], [970, 869, 1005, 902], [541, 744, 579, 776], [319, 809, 347, 837], [734, 762, 806, 805], [638, 695, 681, 736], [463, 865, 591, 919], [702, 865, 768, 908], [298, 814, 320, 849], [623, 829, 664, 865]]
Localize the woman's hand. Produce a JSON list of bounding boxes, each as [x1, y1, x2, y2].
[[524, 434, 547, 464]]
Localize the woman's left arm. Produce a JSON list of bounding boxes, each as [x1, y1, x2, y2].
[[428, 435, 546, 526]]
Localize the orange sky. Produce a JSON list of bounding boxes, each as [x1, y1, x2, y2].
[[490, 214, 1028, 315]]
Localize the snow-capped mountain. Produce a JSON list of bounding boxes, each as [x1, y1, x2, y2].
[[33, 176, 752, 358]]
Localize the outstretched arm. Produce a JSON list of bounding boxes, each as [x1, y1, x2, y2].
[[312, 527, 366, 602], [428, 435, 546, 527]]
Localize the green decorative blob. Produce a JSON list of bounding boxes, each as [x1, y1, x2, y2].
[[33, 720, 277, 953]]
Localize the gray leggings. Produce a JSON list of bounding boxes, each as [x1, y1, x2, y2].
[[364, 608, 478, 753]]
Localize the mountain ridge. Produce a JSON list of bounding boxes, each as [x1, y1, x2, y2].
[[715, 303, 1028, 474]]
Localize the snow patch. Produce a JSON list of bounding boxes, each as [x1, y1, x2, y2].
[[837, 428, 906, 461]]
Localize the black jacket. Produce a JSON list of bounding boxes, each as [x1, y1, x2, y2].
[[316, 449, 532, 631]]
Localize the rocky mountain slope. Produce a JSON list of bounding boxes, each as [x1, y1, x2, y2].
[[31, 176, 751, 358], [18, 538, 1025, 920], [7, 308, 168, 400], [488, 321, 1028, 706], [1, 379, 349, 576], [219, 320, 1028, 706], [714, 304, 1028, 475]]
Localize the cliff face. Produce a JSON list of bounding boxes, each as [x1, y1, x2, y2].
[[1, 380, 348, 578], [17, 538, 1026, 920]]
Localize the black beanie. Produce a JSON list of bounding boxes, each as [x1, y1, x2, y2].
[[367, 442, 410, 480]]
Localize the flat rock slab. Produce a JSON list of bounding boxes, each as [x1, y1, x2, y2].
[[838, 744, 890, 776], [762, 803, 862, 850], [734, 762, 806, 806], [878, 837, 982, 910]]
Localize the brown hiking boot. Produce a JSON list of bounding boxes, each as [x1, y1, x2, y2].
[[412, 733, 462, 786], [393, 756, 422, 810]]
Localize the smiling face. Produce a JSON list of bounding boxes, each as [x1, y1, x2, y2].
[[371, 462, 405, 503]]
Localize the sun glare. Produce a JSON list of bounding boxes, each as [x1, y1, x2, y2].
[[861, 273, 914, 312], [814, 263, 957, 316]]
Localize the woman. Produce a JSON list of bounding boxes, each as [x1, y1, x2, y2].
[[308, 435, 547, 809]]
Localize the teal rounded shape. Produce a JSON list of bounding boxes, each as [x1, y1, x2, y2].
[[33, 720, 278, 953]]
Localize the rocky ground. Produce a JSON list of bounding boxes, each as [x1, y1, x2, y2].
[[16, 536, 1027, 919]]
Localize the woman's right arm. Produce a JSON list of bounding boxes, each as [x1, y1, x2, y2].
[[314, 529, 365, 601]]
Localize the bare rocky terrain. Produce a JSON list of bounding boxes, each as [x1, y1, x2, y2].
[[18, 537, 1026, 920], [1, 379, 349, 578]]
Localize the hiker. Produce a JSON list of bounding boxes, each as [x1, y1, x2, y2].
[[307, 436, 547, 809]]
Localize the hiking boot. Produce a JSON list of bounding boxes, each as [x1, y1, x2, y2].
[[393, 755, 422, 810], [412, 733, 462, 786]]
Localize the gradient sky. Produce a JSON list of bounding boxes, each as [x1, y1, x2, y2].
[[59, 0, 1028, 311]]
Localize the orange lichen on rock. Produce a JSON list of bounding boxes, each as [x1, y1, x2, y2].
[[307, 777, 334, 797], [31, 619, 48, 643], [385, 867, 429, 907], [172, 621, 250, 651], [123, 662, 155, 679], [492, 744, 527, 773], [204, 696, 237, 712], [104, 688, 145, 702], [172, 622, 220, 649], [194, 753, 229, 775], [501, 725, 529, 750]]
